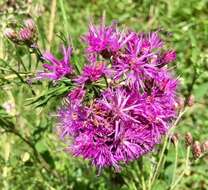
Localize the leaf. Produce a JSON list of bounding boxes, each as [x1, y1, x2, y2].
[[35, 139, 47, 153], [152, 180, 167, 190], [26, 83, 72, 108], [194, 82, 208, 101]]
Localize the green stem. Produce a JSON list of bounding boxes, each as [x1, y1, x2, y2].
[[28, 48, 32, 71], [59, 0, 69, 38], [170, 146, 190, 190], [148, 135, 168, 190], [170, 142, 179, 186], [148, 109, 187, 190], [138, 158, 146, 190]]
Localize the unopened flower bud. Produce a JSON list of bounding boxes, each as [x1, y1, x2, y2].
[[24, 19, 36, 31], [4, 28, 17, 39], [18, 28, 33, 41], [192, 141, 202, 159], [188, 95, 195, 107], [202, 140, 208, 153], [185, 132, 193, 147], [171, 133, 179, 146]]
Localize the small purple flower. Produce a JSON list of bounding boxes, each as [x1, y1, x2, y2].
[[113, 34, 160, 88], [37, 45, 73, 80], [83, 20, 115, 53], [83, 16, 133, 61], [162, 50, 176, 64], [57, 103, 88, 138], [141, 32, 163, 53], [99, 88, 141, 123], [4, 19, 37, 46], [18, 28, 33, 41], [114, 125, 155, 162], [75, 62, 109, 84], [67, 87, 86, 104]]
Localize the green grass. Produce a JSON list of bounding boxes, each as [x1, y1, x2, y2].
[[0, 0, 208, 189]]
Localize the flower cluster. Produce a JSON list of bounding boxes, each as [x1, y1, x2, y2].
[[41, 17, 178, 171]]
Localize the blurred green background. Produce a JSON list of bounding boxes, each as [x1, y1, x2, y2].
[[0, 0, 208, 189]]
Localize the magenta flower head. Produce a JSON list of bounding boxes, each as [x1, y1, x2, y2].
[[54, 18, 179, 172], [67, 87, 86, 104], [83, 15, 134, 61], [162, 50, 176, 64], [74, 62, 110, 84], [37, 45, 73, 80], [112, 33, 161, 88], [57, 103, 89, 138], [59, 86, 172, 171], [18, 28, 33, 41], [141, 32, 163, 53]]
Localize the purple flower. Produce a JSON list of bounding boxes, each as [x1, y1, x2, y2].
[[113, 34, 160, 88], [67, 87, 86, 104], [37, 45, 73, 80], [74, 62, 110, 84], [114, 124, 155, 162], [83, 16, 133, 61], [161, 50, 176, 64], [57, 103, 88, 138], [98, 88, 141, 123], [18, 28, 33, 41], [24, 19, 36, 31], [58, 81, 177, 169], [54, 19, 179, 171], [71, 134, 120, 170], [141, 32, 163, 53]]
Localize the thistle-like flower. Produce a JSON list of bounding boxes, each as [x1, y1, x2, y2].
[[67, 87, 86, 104], [53, 17, 179, 171], [99, 88, 141, 123], [74, 62, 110, 84], [83, 16, 134, 61], [18, 27, 33, 41], [37, 45, 73, 80], [57, 103, 88, 138]]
